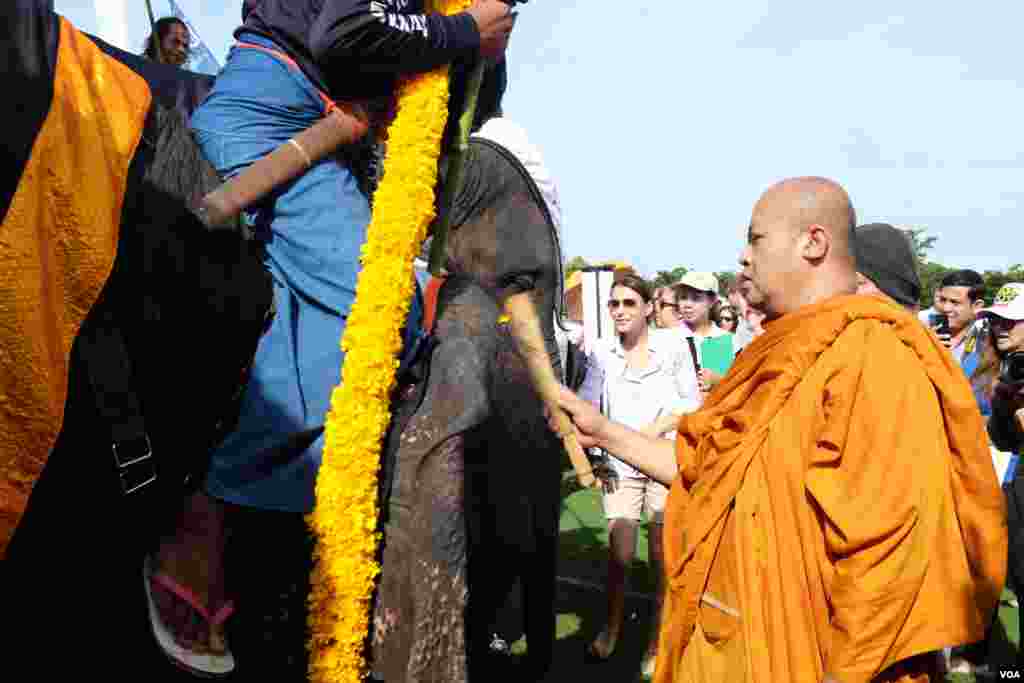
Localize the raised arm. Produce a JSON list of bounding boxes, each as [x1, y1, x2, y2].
[[309, 0, 514, 77], [555, 385, 678, 486]]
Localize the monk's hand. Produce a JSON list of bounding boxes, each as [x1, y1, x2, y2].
[[468, 0, 516, 59], [553, 385, 607, 450]]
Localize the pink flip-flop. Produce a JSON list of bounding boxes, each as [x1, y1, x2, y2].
[[143, 556, 236, 678]]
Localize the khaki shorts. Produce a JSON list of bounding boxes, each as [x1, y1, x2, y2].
[[602, 476, 668, 524]]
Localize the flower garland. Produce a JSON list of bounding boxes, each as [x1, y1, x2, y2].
[[306, 1, 471, 681]]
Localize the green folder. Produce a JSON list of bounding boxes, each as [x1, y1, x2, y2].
[[701, 335, 735, 376]]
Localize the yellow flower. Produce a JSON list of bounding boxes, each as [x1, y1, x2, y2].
[[306, 1, 472, 681]]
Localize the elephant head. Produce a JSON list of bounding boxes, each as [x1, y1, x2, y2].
[[372, 120, 567, 682]]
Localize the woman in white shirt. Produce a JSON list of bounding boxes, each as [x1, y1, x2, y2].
[[577, 274, 701, 674]]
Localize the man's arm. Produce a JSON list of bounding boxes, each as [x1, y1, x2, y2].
[[556, 385, 678, 486], [309, 0, 512, 76]]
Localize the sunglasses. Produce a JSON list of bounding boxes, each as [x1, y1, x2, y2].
[[607, 298, 640, 310]]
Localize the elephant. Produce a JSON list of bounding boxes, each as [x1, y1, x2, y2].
[[371, 120, 568, 682], [1, 1, 273, 674], [3, 3, 566, 679]]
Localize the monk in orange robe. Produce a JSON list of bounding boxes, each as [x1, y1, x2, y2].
[[556, 177, 1007, 682]]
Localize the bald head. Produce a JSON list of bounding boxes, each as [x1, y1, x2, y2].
[[738, 177, 858, 318], [753, 177, 856, 264]]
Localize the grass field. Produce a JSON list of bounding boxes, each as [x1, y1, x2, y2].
[[494, 474, 1020, 682]]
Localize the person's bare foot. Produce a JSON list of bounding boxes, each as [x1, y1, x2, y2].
[[586, 627, 619, 660], [151, 491, 230, 654], [641, 650, 657, 678]]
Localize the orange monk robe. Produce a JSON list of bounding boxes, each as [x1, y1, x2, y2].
[[655, 294, 1007, 683]]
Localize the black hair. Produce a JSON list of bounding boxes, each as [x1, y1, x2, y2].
[[939, 269, 985, 303], [143, 17, 188, 62]]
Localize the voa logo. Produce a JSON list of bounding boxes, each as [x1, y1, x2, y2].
[[1000, 670, 1022, 679]]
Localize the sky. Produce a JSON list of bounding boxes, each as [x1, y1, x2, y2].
[[56, 0, 1024, 278]]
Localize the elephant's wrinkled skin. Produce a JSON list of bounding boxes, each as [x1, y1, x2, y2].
[[372, 136, 565, 682]]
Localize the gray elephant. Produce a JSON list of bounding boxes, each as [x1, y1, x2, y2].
[[371, 120, 568, 683]]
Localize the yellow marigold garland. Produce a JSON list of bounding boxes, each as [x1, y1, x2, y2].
[[306, 1, 471, 681]]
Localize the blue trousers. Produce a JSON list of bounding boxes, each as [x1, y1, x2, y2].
[[192, 35, 421, 512]]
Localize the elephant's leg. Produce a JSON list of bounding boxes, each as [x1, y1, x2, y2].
[[521, 490, 560, 677]]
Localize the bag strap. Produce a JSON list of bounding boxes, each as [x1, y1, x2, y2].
[[77, 302, 157, 497], [686, 336, 702, 374]]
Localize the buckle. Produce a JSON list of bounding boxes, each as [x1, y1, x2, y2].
[[112, 435, 157, 495]]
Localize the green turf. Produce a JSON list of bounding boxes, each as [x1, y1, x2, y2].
[[505, 471, 1022, 682]]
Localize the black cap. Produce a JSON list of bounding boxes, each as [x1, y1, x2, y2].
[[853, 223, 922, 308]]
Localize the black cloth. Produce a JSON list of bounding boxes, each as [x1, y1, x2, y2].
[[87, 34, 215, 122], [0, 1, 57, 223], [239, 0, 481, 100], [853, 222, 922, 308], [989, 388, 1024, 454]]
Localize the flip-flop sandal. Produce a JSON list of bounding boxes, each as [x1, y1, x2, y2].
[[641, 652, 657, 678], [143, 556, 236, 678]]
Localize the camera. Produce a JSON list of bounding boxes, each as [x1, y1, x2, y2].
[[929, 312, 950, 337], [1002, 351, 1024, 384]]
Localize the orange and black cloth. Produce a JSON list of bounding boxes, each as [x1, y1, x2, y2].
[[0, 2, 212, 556]]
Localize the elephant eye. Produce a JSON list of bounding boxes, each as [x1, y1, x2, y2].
[[498, 272, 537, 294]]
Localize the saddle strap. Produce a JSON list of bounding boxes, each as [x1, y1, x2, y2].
[[77, 295, 157, 497]]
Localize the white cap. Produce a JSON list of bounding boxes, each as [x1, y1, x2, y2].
[[980, 283, 1024, 321]]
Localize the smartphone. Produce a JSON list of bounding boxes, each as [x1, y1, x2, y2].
[[929, 312, 950, 336]]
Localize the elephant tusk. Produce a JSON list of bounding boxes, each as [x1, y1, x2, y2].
[[503, 291, 598, 489]]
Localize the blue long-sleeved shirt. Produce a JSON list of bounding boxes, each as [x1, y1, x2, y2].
[[240, 0, 481, 100]]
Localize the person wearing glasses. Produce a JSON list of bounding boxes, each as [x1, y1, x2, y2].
[[576, 273, 701, 676], [649, 286, 664, 328], [711, 300, 738, 334], [655, 285, 687, 331]]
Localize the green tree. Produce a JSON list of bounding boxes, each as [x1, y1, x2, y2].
[[982, 264, 1024, 303], [715, 271, 738, 296], [651, 266, 688, 288], [919, 260, 953, 307], [564, 256, 589, 278], [896, 227, 946, 306], [901, 227, 937, 265]]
